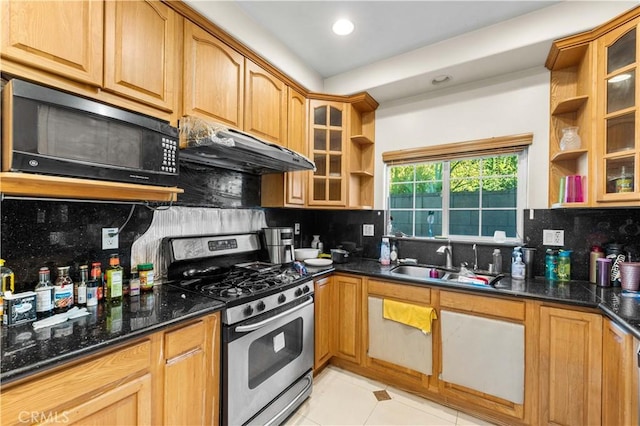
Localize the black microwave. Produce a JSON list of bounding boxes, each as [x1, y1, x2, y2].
[[1, 78, 179, 186]]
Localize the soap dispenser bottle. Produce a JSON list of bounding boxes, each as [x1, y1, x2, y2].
[[512, 252, 526, 280]]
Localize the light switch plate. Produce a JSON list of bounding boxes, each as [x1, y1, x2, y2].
[[102, 227, 119, 250], [363, 224, 375, 236]]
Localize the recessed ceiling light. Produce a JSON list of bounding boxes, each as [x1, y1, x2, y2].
[[432, 75, 452, 85], [332, 19, 354, 36], [609, 73, 632, 83]]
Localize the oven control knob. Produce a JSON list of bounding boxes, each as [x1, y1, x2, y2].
[[243, 305, 254, 316], [294, 288, 303, 297], [302, 285, 310, 293], [256, 301, 266, 312], [278, 294, 286, 304]]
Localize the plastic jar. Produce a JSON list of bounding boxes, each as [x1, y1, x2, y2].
[[545, 249, 559, 281], [138, 263, 155, 291]]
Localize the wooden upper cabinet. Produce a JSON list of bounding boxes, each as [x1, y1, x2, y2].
[[286, 88, 308, 205], [0, 0, 104, 85], [244, 59, 288, 145], [183, 20, 244, 129], [104, 0, 177, 112]]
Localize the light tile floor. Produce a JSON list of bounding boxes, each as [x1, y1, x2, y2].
[[284, 366, 497, 426]]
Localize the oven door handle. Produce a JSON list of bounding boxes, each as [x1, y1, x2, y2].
[[235, 296, 313, 333]]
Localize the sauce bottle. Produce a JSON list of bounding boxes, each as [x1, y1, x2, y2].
[[54, 266, 74, 313], [90, 262, 103, 301], [589, 246, 604, 283], [106, 254, 123, 302], [76, 264, 88, 306], [35, 266, 54, 319]]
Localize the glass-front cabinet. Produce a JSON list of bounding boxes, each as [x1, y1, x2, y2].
[[308, 100, 347, 206], [597, 20, 640, 202]]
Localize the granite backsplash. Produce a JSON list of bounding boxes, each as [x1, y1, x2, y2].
[[4, 195, 640, 290]]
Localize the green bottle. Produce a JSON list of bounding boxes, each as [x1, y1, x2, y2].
[[106, 254, 123, 302]]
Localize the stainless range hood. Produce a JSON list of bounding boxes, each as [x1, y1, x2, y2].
[[179, 116, 315, 175]]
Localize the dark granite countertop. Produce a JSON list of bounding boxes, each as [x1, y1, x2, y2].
[[313, 258, 640, 339], [1, 285, 224, 385]]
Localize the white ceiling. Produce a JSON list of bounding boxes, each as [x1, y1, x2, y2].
[[185, 1, 638, 103], [233, 1, 560, 78]]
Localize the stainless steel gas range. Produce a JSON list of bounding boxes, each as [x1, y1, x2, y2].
[[163, 232, 314, 426]]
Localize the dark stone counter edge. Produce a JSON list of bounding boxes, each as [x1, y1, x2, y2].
[[1, 303, 224, 385]]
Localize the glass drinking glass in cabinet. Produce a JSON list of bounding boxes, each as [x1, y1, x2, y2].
[[314, 106, 327, 125], [607, 113, 635, 153], [606, 157, 635, 194], [607, 72, 635, 113], [607, 28, 636, 73], [560, 127, 582, 151]]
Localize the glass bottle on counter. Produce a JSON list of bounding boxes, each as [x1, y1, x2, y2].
[[53, 266, 74, 314], [90, 262, 103, 301], [76, 264, 88, 306], [557, 250, 572, 281], [106, 254, 123, 302], [35, 266, 54, 319]]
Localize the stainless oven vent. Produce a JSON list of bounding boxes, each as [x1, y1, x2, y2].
[[179, 116, 315, 175]]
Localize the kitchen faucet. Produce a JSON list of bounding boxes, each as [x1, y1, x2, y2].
[[437, 242, 453, 269]]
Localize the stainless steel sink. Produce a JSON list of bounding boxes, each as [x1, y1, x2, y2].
[[389, 264, 503, 286]]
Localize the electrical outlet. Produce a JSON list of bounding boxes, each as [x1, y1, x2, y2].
[[363, 224, 374, 236], [294, 223, 300, 235], [102, 227, 119, 250], [543, 229, 564, 246]]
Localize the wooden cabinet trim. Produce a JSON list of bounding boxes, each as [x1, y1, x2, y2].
[[367, 279, 431, 305], [440, 290, 525, 321], [164, 319, 206, 359]]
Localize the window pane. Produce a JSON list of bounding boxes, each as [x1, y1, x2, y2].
[[314, 129, 326, 151], [482, 210, 517, 238], [450, 182, 479, 208], [482, 178, 517, 208], [416, 210, 442, 237], [482, 155, 517, 177], [415, 163, 442, 181], [389, 183, 413, 208], [607, 72, 635, 113], [314, 106, 326, 125], [313, 179, 325, 200], [608, 28, 636, 73], [390, 210, 413, 236], [390, 165, 415, 183], [451, 159, 480, 177], [607, 113, 635, 153], [450, 210, 479, 236], [416, 183, 442, 208], [329, 107, 342, 127], [329, 130, 342, 151]]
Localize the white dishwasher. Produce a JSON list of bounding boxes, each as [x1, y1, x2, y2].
[[440, 310, 524, 404]]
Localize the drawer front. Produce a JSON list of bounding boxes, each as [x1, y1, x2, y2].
[[368, 279, 431, 304], [165, 319, 206, 359], [440, 290, 525, 321]]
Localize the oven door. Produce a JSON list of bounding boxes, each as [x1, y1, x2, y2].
[[224, 295, 314, 426]]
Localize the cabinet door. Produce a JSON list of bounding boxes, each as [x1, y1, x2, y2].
[[334, 274, 362, 364], [245, 60, 288, 145], [164, 314, 220, 426], [602, 318, 639, 426], [1, 0, 103, 85], [539, 306, 602, 425], [104, 0, 177, 112], [314, 276, 333, 371], [308, 100, 347, 206], [596, 18, 640, 203], [286, 88, 308, 205], [183, 21, 244, 129]]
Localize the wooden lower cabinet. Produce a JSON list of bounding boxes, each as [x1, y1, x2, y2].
[[538, 305, 602, 426], [602, 318, 639, 426], [333, 274, 363, 364], [0, 312, 220, 426], [314, 276, 333, 371]]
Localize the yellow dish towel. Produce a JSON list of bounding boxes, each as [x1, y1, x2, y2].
[[383, 299, 437, 334]]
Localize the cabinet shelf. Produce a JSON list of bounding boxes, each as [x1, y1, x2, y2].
[[551, 202, 589, 209], [0, 172, 183, 202], [351, 135, 374, 145], [350, 170, 374, 177], [552, 95, 588, 115], [551, 148, 588, 162]]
